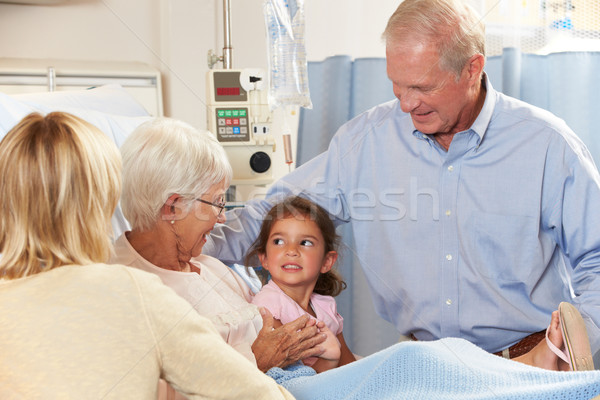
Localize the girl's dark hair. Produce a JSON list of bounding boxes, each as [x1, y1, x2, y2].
[[245, 196, 347, 297]]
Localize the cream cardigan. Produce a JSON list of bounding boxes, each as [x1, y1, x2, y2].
[[0, 264, 293, 400]]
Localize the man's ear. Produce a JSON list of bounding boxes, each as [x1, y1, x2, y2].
[[320, 251, 338, 274], [466, 53, 485, 82]]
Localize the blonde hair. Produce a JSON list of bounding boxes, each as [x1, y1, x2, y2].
[[382, 0, 485, 77], [0, 112, 122, 279], [120, 117, 232, 231]]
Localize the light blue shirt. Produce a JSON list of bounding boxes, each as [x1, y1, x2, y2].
[[205, 76, 600, 354]]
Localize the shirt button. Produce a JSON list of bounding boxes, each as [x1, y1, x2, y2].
[[446, 299, 452, 305], [447, 165, 454, 172], [446, 254, 453, 261], [445, 210, 451, 216]]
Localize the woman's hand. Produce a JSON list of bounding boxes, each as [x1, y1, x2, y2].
[[252, 307, 327, 372]]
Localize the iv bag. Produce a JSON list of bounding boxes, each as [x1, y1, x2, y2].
[[263, 0, 312, 110]]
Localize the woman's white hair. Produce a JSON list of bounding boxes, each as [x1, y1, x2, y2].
[[120, 117, 232, 231]]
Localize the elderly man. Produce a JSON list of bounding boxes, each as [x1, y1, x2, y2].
[[205, 0, 600, 362]]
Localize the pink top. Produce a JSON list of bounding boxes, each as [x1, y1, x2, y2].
[[252, 280, 344, 366]]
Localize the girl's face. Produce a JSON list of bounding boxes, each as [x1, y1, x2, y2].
[[258, 216, 337, 291]]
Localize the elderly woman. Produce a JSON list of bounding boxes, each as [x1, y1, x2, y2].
[[110, 117, 600, 400], [0, 112, 294, 399], [111, 117, 327, 370]]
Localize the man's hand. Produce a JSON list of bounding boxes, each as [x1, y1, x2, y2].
[[252, 307, 327, 372]]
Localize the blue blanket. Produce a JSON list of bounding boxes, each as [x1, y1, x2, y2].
[[268, 338, 600, 399]]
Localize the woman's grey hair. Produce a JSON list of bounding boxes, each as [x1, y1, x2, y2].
[[120, 117, 232, 231], [382, 0, 485, 78]]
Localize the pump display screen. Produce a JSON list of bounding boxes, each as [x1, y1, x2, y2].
[[216, 87, 240, 97], [213, 71, 247, 102]]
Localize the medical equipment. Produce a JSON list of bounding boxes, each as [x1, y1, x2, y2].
[[264, 0, 311, 110], [262, 0, 311, 177], [206, 67, 276, 186], [206, 0, 301, 190]]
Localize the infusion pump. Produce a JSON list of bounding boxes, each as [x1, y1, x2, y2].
[[206, 69, 275, 186]]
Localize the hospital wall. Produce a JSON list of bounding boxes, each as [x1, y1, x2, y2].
[[0, 0, 398, 131]]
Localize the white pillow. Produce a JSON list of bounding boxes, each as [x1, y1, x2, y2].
[[0, 89, 152, 240], [0, 91, 150, 149], [0, 92, 35, 134], [54, 106, 151, 149]]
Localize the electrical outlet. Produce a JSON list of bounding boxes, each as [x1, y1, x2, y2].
[[252, 124, 270, 136]]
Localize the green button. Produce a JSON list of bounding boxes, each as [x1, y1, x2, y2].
[[232, 110, 239, 117], [217, 110, 226, 117], [225, 110, 233, 117], [239, 109, 247, 117]]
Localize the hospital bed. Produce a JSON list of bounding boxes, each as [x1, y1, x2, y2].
[[0, 63, 162, 238]]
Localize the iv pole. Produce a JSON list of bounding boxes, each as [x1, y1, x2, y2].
[[206, 0, 295, 182], [208, 0, 233, 69]]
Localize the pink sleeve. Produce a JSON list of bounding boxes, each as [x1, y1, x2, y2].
[[251, 281, 306, 325], [311, 294, 344, 335], [251, 285, 285, 321]]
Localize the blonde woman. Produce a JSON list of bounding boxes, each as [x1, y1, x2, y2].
[[0, 112, 294, 400]]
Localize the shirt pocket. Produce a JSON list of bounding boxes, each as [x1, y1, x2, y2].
[[468, 210, 540, 283]]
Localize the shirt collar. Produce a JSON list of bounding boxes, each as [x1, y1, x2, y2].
[[470, 73, 495, 144]]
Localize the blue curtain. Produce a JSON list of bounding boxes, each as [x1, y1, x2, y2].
[[486, 49, 600, 166], [297, 56, 394, 165], [297, 56, 398, 356], [297, 50, 600, 356]]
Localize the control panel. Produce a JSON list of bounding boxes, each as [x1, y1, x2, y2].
[[206, 69, 275, 185]]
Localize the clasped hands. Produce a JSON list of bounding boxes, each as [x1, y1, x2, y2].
[[251, 307, 330, 372]]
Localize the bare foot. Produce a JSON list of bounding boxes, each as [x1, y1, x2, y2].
[[513, 311, 569, 371]]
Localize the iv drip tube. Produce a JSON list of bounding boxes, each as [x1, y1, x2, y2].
[[282, 106, 294, 172]]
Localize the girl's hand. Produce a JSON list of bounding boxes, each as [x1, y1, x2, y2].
[[309, 324, 342, 373], [251, 307, 327, 372], [316, 324, 341, 361]]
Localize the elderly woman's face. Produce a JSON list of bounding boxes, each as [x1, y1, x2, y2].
[[179, 181, 228, 258]]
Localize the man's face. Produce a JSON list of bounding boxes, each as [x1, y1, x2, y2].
[[386, 41, 474, 136]]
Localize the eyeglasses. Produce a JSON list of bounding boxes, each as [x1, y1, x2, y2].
[[196, 198, 226, 216]]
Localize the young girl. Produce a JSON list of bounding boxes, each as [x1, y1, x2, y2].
[[247, 196, 356, 373], [246, 197, 595, 376]]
